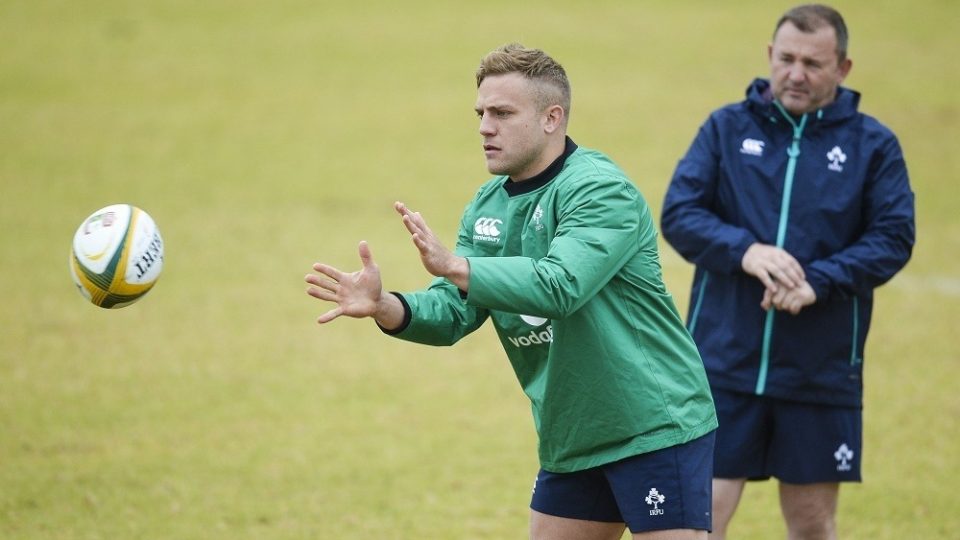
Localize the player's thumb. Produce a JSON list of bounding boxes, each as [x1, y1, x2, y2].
[[358, 240, 375, 268]]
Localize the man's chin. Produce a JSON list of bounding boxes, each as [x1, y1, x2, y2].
[[780, 97, 811, 116], [485, 161, 509, 176]]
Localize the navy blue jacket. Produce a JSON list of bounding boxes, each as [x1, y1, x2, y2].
[[661, 78, 915, 407]]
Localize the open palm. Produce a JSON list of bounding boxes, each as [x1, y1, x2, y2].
[[305, 241, 383, 323]]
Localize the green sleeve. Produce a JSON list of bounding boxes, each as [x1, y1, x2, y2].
[[467, 176, 643, 317]]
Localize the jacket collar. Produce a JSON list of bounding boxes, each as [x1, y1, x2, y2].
[[502, 136, 578, 197], [745, 78, 860, 125]]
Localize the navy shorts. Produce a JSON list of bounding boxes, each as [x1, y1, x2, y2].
[[712, 387, 862, 483], [530, 432, 714, 533]]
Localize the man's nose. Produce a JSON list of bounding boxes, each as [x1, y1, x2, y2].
[[478, 113, 496, 136], [787, 63, 806, 82]]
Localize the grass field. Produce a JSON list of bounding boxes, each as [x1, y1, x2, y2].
[[2, 1, 958, 538]]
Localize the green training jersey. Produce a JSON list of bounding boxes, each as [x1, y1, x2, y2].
[[390, 140, 717, 472]]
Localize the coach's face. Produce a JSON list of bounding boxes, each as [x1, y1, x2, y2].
[[769, 21, 852, 115], [475, 73, 559, 181]]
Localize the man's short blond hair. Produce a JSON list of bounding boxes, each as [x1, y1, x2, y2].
[[476, 43, 571, 119]]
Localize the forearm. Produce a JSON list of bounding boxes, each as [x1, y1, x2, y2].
[[662, 210, 757, 274]]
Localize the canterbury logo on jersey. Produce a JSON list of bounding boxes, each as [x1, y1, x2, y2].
[[473, 217, 503, 243]]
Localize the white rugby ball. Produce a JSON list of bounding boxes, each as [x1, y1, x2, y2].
[[69, 204, 164, 309]]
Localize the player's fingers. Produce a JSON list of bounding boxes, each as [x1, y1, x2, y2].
[[306, 286, 334, 301], [404, 217, 432, 247], [305, 272, 338, 290], [306, 276, 339, 293], [317, 307, 343, 324], [396, 201, 426, 232], [413, 213, 434, 238], [410, 210, 427, 227], [358, 241, 376, 269], [403, 211, 428, 236], [410, 233, 429, 254], [312, 262, 344, 281], [400, 213, 419, 236]]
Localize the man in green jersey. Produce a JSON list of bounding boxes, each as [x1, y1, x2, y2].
[[306, 43, 717, 539]]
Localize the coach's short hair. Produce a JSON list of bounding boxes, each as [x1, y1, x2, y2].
[[776, 4, 849, 62], [476, 43, 571, 118]]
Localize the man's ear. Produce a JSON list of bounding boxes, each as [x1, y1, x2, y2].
[[543, 105, 565, 134], [837, 57, 853, 84]]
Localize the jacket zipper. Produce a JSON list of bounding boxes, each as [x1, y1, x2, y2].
[[756, 103, 807, 395]]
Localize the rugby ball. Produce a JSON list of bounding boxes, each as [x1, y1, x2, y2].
[[69, 204, 164, 308]]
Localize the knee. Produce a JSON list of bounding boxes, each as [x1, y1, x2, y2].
[[780, 482, 838, 540], [785, 515, 836, 540]]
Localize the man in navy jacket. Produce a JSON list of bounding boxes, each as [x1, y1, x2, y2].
[[661, 4, 914, 539]]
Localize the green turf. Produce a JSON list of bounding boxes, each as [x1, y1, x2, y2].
[[2, 1, 958, 538]]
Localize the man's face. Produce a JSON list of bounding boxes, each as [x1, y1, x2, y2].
[[475, 73, 553, 180], [768, 21, 852, 115]]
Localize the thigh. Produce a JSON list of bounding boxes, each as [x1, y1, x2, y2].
[[711, 388, 772, 479], [769, 400, 862, 483], [530, 465, 624, 524], [529, 510, 625, 540], [605, 432, 714, 534], [778, 482, 839, 537], [633, 529, 707, 540], [711, 478, 747, 532]]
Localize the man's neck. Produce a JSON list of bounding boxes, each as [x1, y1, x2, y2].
[[510, 136, 568, 182]]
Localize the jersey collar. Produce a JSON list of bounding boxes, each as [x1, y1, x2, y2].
[[502, 137, 578, 197]]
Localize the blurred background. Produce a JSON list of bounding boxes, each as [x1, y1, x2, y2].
[[2, 0, 957, 538]]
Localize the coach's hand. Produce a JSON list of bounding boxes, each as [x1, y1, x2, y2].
[[763, 279, 817, 315], [742, 243, 805, 295]]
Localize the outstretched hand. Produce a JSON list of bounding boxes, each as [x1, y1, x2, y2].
[[305, 241, 385, 324], [394, 201, 470, 291], [305, 203, 469, 328]]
